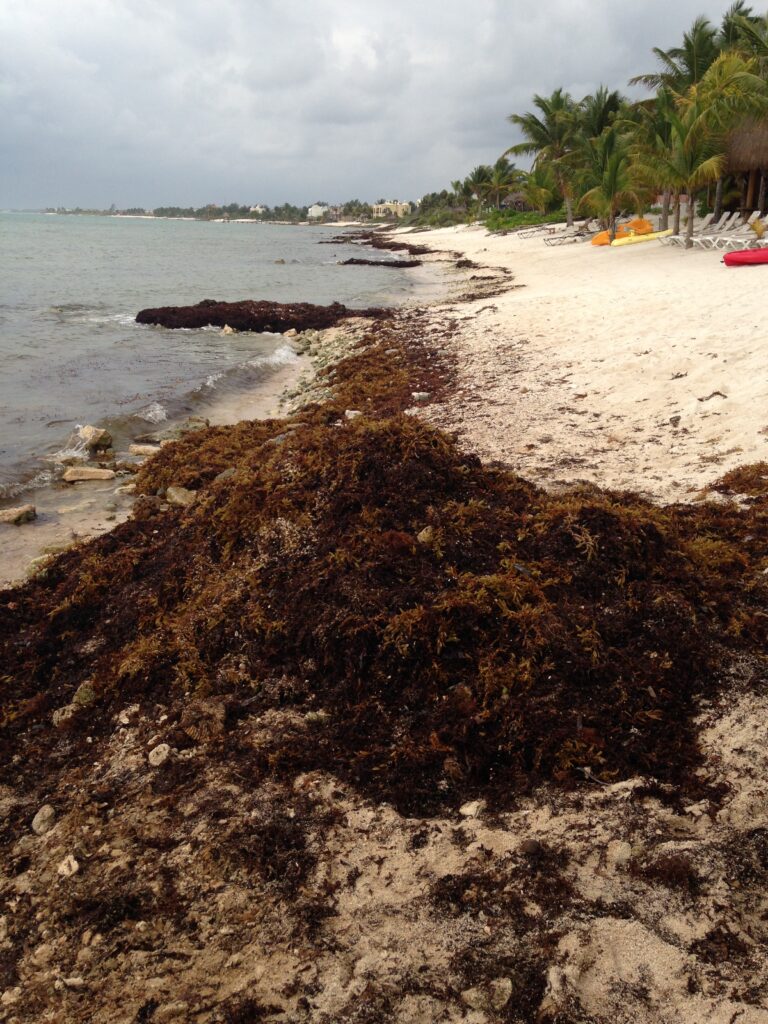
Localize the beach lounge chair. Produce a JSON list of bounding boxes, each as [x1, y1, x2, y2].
[[518, 224, 558, 239], [543, 225, 593, 246], [689, 211, 741, 249], [660, 212, 715, 247], [711, 212, 763, 251], [672, 212, 715, 246]]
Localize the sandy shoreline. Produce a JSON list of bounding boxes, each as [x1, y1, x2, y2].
[[0, 354, 308, 589], [2, 240, 768, 1023], [399, 223, 768, 503], [0, 255, 455, 590]]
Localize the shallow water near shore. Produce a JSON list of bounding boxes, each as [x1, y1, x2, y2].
[[0, 212, 444, 498]]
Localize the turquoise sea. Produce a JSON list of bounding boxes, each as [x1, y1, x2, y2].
[[0, 214, 436, 497]]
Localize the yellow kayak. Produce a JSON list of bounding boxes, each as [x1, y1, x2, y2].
[[611, 228, 673, 247]]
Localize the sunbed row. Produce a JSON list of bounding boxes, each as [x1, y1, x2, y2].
[[660, 210, 766, 250]]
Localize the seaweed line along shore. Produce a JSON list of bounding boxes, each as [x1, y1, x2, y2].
[[1, 226, 768, 1024]]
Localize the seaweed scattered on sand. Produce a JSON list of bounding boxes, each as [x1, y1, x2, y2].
[[709, 461, 768, 498], [2, 314, 767, 817], [135, 298, 391, 332]]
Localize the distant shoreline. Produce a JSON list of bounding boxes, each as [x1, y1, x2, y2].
[[26, 211, 374, 227]]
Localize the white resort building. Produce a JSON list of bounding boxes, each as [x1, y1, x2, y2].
[[372, 200, 411, 219]]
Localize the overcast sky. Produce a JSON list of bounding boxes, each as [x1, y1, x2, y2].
[[1, 0, 743, 208]]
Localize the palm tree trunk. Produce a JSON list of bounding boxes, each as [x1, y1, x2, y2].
[[560, 178, 574, 228], [673, 193, 681, 237], [713, 178, 724, 222], [758, 171, 766, 216], [661, 190, 671, 231], [685, 203, 695, 249], [746, 169, 758, 211]]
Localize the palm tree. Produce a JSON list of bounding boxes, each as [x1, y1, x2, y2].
[[629, 16, 720, 91], [465, 165, 493, 218], [486, 157, 524, 210], [578, 86, 626, 139], [689, 50, 768, 213], [719, 2, 760, 49], [634, 95, 727, 248], [519, 164, 557, 213], [625, 89, 678, 229], [577, 127, 644, 239], [451, 178, 474, 213], [507, 89, 578, 226]]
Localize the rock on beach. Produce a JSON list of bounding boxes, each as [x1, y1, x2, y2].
[[128, 443, 162, 457], [31, 805, 56, 835], [62, 467, 116, 483], [166, 485, 197, 507], [78, 425, 113, 451], [0, 504, 36, 525]]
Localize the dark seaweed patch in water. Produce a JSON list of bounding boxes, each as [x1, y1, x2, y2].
[[1, 318, 767, 816], [135, 298, 391, 332]]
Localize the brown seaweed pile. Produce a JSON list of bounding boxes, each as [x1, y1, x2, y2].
[[339, 258, 422, 268], [135, 298, 391, 332], [709, 460, 768, 499], [1, 327, 766, 818]]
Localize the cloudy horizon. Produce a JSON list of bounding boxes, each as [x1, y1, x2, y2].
[[1, 0, 745, 209]]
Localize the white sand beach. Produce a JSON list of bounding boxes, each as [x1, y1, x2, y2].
[[405, 224, 768, 503]]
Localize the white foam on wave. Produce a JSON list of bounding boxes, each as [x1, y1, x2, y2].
[[0, 467, 55, 500], [45, 427, 91, 467], [198, 343, 299, 393], [203, 370, 225, 388], [248, 343, 299, 368], [135, 401, 168, 424], [87, 312, 138, 327]]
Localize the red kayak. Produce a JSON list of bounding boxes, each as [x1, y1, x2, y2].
[[723, 249, 768, 267]]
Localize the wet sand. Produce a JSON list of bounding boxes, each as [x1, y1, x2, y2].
[[0, 355, 307, 589]]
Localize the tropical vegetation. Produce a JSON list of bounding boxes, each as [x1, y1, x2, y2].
[[413, 3, 768, 247]]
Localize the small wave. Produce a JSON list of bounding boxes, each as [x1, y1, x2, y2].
[[249, 343, 299, 368], [194, 344, 298, 394], [44, 442, 88, 466], [0, 467, 55, 500], [48, 303, 99, 313], [87, 312, 138, 326], [135, 401, 168, 424]]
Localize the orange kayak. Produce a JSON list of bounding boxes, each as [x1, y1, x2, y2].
[[592, 218, 654, 246]]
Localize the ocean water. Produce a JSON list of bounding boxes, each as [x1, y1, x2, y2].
[[0, 213, 437, 497]]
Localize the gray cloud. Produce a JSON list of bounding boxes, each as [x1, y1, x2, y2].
[[0, 0, 740, 207]]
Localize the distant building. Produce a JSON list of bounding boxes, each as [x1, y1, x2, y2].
[[249, 204, 267, 215], [308, 203, 329, 220], [372, 200, 411, 219]]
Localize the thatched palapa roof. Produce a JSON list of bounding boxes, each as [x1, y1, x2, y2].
[[728, 118, 768, 172]]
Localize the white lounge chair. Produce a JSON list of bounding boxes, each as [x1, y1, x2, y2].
[[711, 212, 763, 251], [689, 211, 742, 249], [660, 212, 715, 247]]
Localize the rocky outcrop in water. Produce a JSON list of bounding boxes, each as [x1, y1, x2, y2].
[[135, 299, 391, 332]]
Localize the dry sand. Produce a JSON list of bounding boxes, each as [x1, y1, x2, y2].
[[402, 223, 768, 502]]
